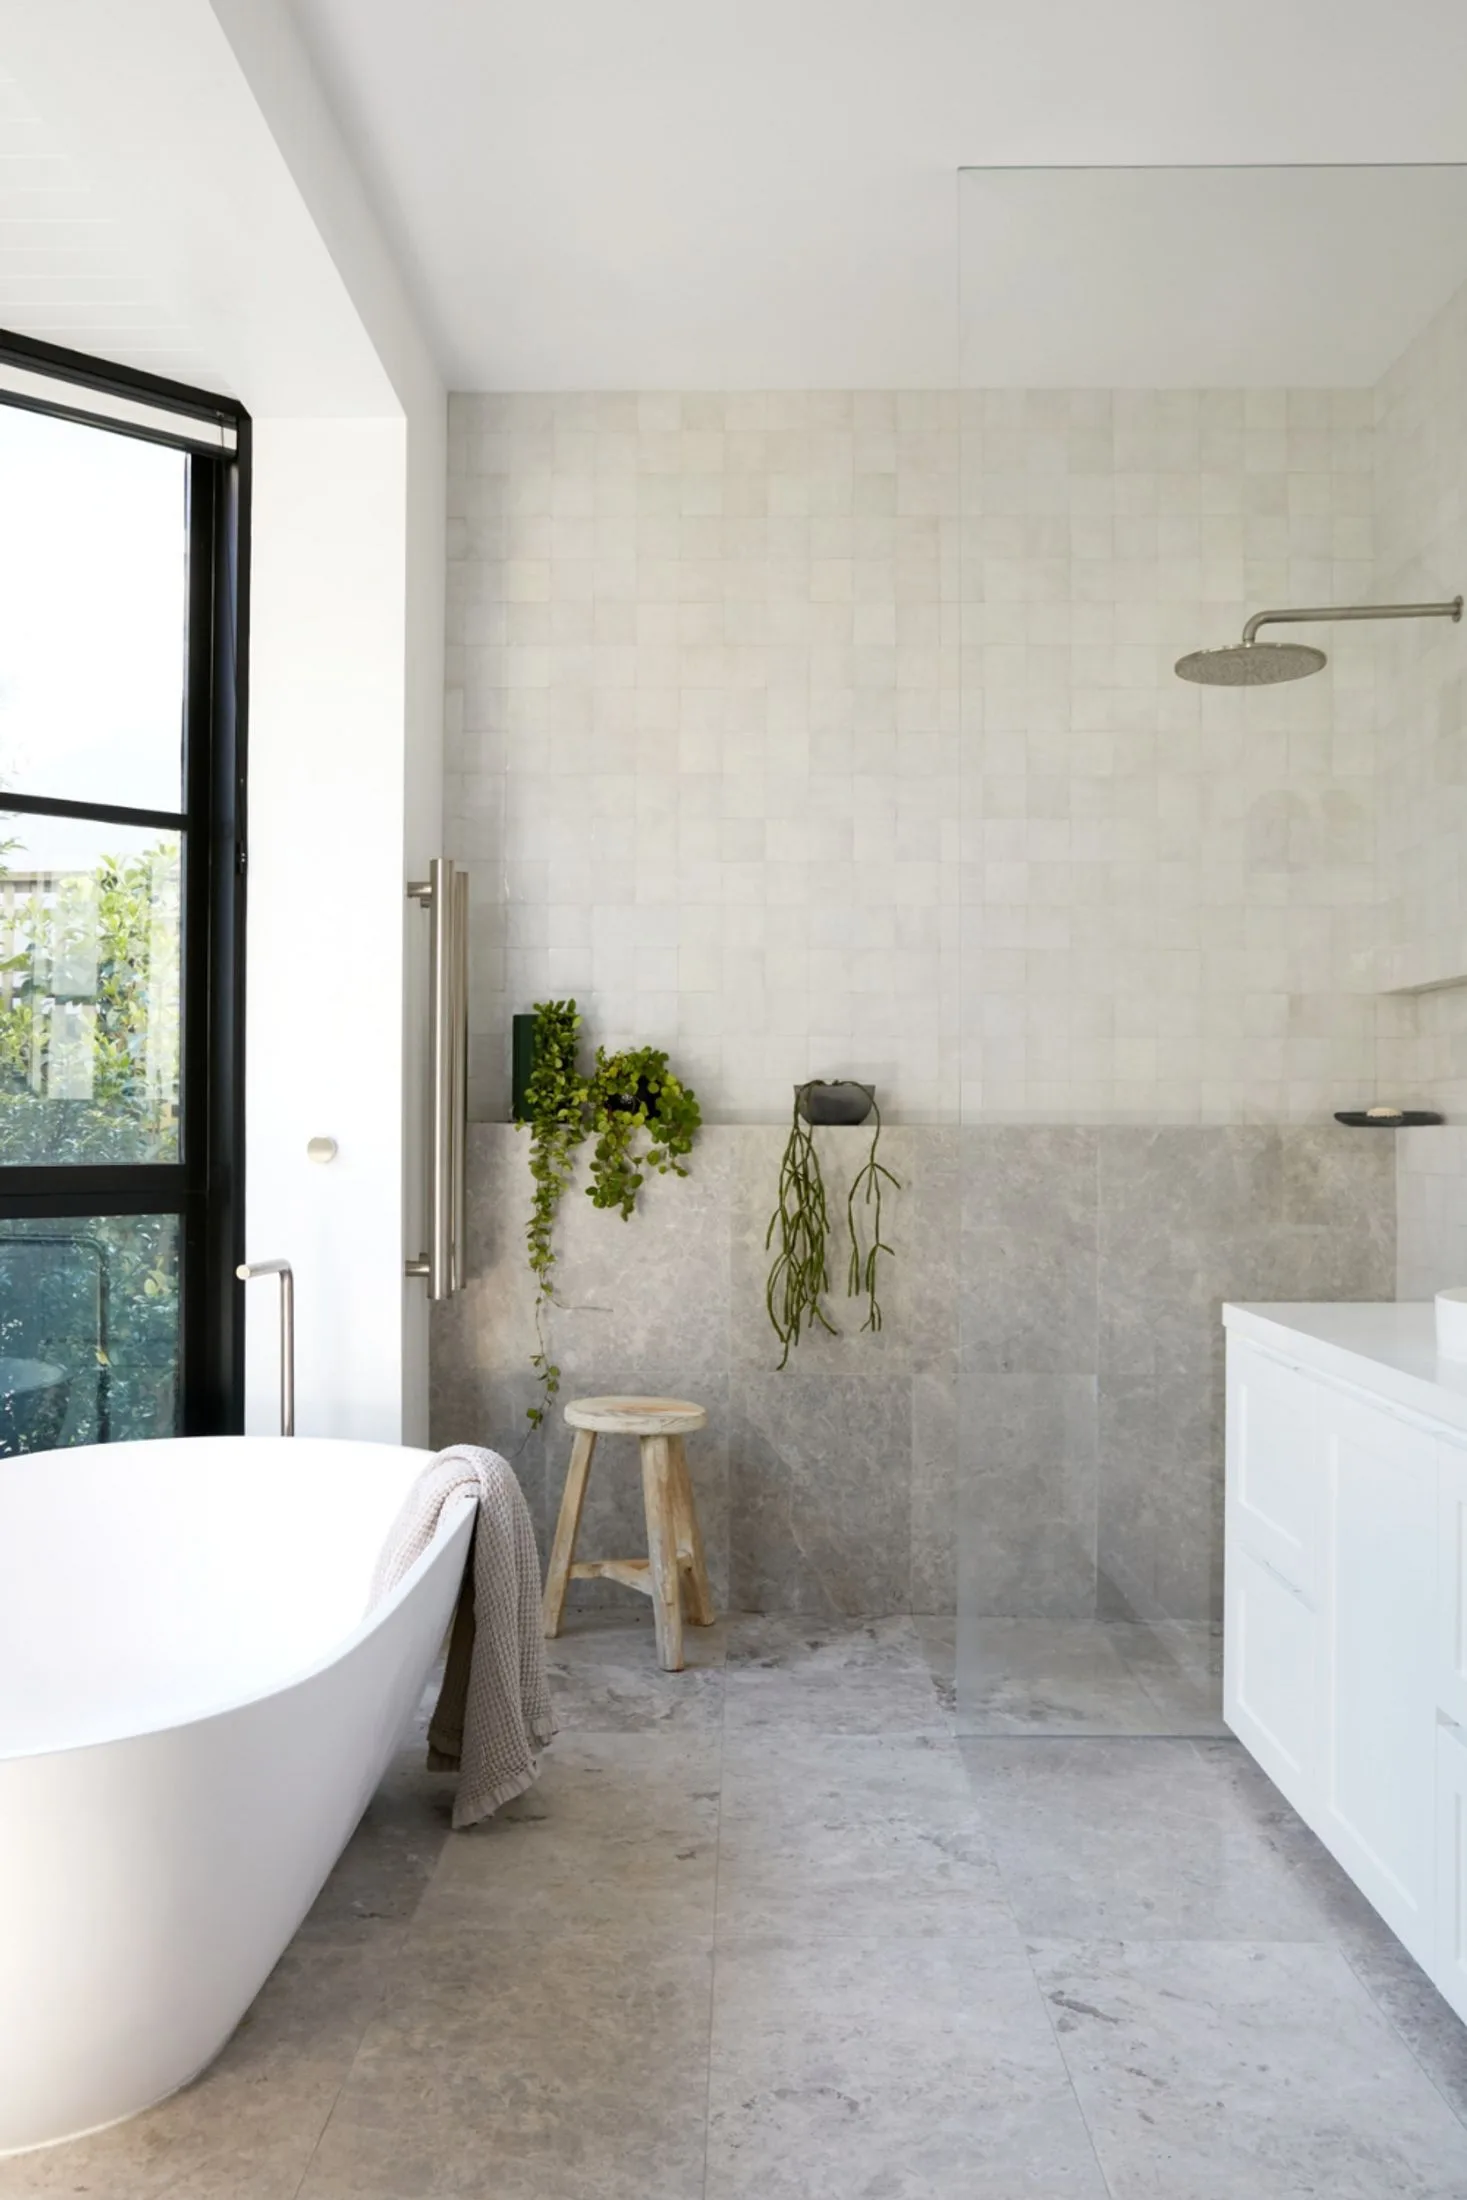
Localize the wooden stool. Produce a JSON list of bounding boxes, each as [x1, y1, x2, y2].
[[542, 1396, 715, 1672]]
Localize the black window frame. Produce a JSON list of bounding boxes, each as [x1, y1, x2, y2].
[[0, 328, 249, 1435]]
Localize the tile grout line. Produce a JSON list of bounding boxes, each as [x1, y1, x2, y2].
[[283, 1916, 416, 2200], [1335, 1942, 1467, 2136], [1013, 1929, 1122, 2200], [698, 1634, 731, 2200], [285, 1694, 461, 2200], [944, 1654, 1121, 2200]]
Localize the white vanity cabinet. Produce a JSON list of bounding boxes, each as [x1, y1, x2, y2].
[[1224, 1303, 1467, 2010]]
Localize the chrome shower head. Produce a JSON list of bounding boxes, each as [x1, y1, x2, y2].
[[1174, 596, 1462, 687], [1175, 640, 1327, 686]]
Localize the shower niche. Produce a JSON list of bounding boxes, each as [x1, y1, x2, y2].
[[953, 162, 1467, 1738]]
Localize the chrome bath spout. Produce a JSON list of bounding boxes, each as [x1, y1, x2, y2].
[[236, 1259, 295, 1437]]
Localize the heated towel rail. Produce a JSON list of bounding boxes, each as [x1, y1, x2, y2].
[[406, 857, 469, 1302]]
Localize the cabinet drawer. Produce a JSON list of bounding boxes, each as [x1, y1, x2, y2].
[[1227, 1341, 1319, 1597]]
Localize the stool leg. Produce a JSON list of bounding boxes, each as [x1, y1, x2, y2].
[[639, 1433, 684, 1672], [669, 1434, 716, 1627], [542, 1427, 596, 1639]]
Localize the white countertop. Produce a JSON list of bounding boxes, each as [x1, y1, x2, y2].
[[1224, 1301, 1467, 1437]]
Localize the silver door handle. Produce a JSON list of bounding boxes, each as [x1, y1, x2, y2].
[[406, 857, 469, 1300], [236, 1259, 294, 1437]]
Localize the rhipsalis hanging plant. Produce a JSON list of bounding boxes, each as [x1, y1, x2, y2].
[[765, 1081, 899, 1368], [518, 1002, 701, 1424], [765, 1096, 838, 1367], [845, 1093, 897, 1337]]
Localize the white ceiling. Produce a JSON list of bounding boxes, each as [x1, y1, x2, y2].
[[0, 0, 429, 418], [960, 166, 1467, 388], [290, 0, 1467, 392]]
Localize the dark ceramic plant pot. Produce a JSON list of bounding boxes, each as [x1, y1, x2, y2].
[[511, 1012, 537, 1122], [797, 1080, 875, 1127], [603, 1075, 657, 1115]]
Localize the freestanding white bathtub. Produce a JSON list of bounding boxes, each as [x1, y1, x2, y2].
[[0, 1434, 474, 2156]]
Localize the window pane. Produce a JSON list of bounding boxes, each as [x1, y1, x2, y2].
[[0, 812, 181, 1163], [0, 405, 187, 813], [0, 1213, 180, 1451]]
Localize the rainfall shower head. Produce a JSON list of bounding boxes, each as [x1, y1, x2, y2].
[[1174, 596, 1463, 687], [1175, 639, 1326, 686]]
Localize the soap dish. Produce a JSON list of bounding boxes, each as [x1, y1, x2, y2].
[[1333, 1107, 1444, 1128]]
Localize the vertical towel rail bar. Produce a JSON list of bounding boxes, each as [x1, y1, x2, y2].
[[406, 857, 469, 1301]]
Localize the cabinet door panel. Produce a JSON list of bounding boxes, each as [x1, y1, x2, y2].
[[1227, 1341, 1319, 1596], [1438, 1445, 1467, 1733], [1319, 1394, 1437, 1967], [1224, 1541, 1318, 1816], [1436, 1719, 1467, 2025]]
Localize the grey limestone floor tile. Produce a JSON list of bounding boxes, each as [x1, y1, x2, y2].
[[298, 1918, 713, 2200], [912, 1610, 957, 1711], [952, 1618, 1225, 1739], [1341, 1925, 1467, 2133], [1029, 1936, 1467, 2198], [1189, 1737, 1403, 1942], [705, 1927, 1109, 2199], [545, 1606, 727, 1733], [715, 1730, 1014, 1942], [1108, 1619, 1226, 1736], [0, 1940, 396, 2199], [723, 1613, 946, 1737], [955, 1618, 1172, 1736], [958, 1735, 1358, 1940], [295, 1678, 457, 1942], [414, 1729, 721, 1935]]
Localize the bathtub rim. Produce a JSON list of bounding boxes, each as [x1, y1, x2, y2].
[[0, 1435, 475, 1769]]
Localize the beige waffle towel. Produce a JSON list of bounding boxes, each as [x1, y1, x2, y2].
[[370, 1445, 556, 1828]]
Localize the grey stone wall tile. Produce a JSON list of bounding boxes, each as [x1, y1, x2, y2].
[[432, 1121, 1393, 1621], [730, 1370, 912, 1615], [957, 1373, 1098, 1621], [910, 1368, 961, 1615]]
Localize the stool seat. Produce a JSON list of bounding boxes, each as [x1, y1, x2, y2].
[[564, 1395, 707, 1436], [543, 1394, 715, 1671]]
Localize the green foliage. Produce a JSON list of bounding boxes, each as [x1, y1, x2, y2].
[[765, 1083, 899, 1367], [0, 840, 182, 1450], [0, 839, 179, 1165], [521, 999, 584, 1428], [586, 1045, 700, 1218], [518, 1002, 702, 1427]]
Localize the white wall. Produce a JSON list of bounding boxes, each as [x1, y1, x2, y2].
[[0, 0, 446, 1439], [245, 419, 413, 1438]]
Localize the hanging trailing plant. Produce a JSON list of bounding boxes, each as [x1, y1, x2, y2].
[[518, 1004, 701, 1424], [765, 1081, 899, 1368], [586, 1044, 702, 1218], [521, 999, 587, 1426], [845, 1093, 898, 1336], [765, 1093, 838, 1368]]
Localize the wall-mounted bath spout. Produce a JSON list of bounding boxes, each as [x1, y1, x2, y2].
[[237, 1259, 295, 1437], [1175, 596, 1464, 685]]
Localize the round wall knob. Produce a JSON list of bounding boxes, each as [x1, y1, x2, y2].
[[306, 1137, 338, 1165]]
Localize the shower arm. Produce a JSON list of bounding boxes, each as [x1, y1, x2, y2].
[[1241, 598, 1463, 646]]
